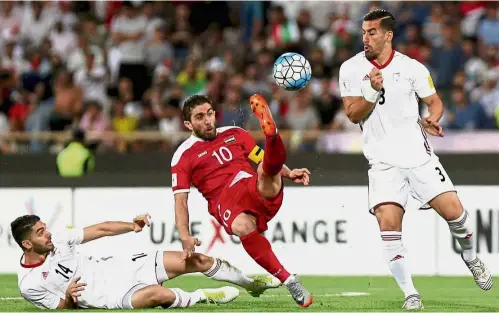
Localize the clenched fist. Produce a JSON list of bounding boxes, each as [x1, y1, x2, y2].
[[133, 214, 151, 232], [369, 68, 383, 91]]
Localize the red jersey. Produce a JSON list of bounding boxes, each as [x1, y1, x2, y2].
[[171, 126, 263, 215]]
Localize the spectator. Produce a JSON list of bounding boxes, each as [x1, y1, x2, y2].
[[67, 32, 104, 73], [477, 71, 499, 127], [0, 2, 23, 32], [111, 1, 149, 101], [21, 2, 58, 48], [176, 58, 207, 97], [73, 51, 109, 113], [423, 4, 445, 47], [285, 88, 319, 131], [48, 70, 83, 131], [267, 5, 299, 50], [477, 3, 499, 47], [145, 25, 174, 70], [79, 100, 109, 134], [430, 21, 464, 90], [49, 20, 76, 61], [220, 87, 248, 128], [447, 88, 488, 130], [137, 102, 159, 131]]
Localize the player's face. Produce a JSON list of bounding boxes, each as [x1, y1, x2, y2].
[[185, 103, 217, 140], [24, 221, 54, 253], [362, 20, 392, 61]]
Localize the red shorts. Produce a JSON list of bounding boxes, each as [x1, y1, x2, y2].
[[212, 172, 284, 235]]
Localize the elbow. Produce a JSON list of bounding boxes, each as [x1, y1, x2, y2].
[[345, 110, 361, 124]]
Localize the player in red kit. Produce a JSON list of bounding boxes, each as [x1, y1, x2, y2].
[[172, 94, 313, 308]]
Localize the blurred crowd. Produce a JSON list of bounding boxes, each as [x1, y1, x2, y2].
[[0, 1, 497, 153]]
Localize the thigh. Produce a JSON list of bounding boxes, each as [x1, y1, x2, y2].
[[407, 157, 456, 209], [368, 165, 408, 214], [256, 163, 283, 199]]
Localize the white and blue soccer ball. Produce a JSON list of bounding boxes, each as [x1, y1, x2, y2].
[[272, 52, 312, 91]]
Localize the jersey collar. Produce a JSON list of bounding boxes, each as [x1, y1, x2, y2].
[[368, 49, 395, 69], [20, 254, 46, 268]]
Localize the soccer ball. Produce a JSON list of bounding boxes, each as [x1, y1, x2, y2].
[[272, 52, 312, 91]]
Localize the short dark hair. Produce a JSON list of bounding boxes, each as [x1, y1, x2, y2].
[[182, 95, 213, 121], [363, 9, 396, 32], [11, 215, 40, 250]]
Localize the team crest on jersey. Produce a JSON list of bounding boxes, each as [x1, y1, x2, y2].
[[42, 272, 48, 279], [224, 136, 236, 144], [393, 73, 400, 82]]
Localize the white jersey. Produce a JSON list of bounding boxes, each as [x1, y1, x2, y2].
[[17, 227, 117, 309], [339, 50, 437, 168]]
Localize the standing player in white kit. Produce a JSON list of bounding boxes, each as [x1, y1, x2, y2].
[[339, 9, 493, 310], [12, 214, 279, 310]]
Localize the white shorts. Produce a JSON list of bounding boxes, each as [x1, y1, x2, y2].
[[106, 250, 169, 309], [368, 156, 456, 213]]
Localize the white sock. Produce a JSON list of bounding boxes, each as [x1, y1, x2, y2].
[[167, 288, 202, 308], [447, 210, 477, 262], [381, 231, 419, 299], [203, 258, 254, 289]]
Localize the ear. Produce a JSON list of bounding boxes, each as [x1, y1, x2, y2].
[[22, 240, 32, 251], [386, 30, 393, 42], [184, 121, 193, 131]]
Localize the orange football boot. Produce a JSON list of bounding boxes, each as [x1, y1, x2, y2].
[[249, 94, 277, 137]]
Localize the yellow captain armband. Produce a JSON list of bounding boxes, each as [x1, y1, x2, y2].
[[248, 146, 264, 164]]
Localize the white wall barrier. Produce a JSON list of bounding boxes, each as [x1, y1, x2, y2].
[[1, 186, 499, 275]]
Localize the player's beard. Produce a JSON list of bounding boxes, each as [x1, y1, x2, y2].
[[194, 127, 217, 141], [365, 46, 379, 61]]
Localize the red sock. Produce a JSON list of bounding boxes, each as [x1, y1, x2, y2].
[[262, 133, 286, 177], [241, 230, 291, 283]]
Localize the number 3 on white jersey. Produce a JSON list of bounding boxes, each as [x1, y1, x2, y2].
[[212, 146, 233, 165]]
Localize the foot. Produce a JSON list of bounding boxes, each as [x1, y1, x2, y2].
[[402, 295, 423, 310], [284, 275, 313, 308], [247, 275, 282, 297], [198, 286, 240, 304], [249, 94, 277, 137], [461, 254, 493, 290]]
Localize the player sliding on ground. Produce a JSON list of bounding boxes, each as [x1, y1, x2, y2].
[[172, 94, 313, 308], [339, 8, 493, 310], [12, 214, 280, 310]]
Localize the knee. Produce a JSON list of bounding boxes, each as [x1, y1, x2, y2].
[[188, 253, 213, 270], [231, 213, 257, 237], [374, 205, 403, 231]]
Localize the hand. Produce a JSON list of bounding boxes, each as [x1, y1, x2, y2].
[[66, 276, 86, 303], [180, 236, 202, 262], [422, 117, 444, 137], [288, 168, 311, 185], [133, 214, 151, 233], [369, 68, 383, 91]]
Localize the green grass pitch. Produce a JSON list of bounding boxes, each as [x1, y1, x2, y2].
[[1, 275, 498, 312]]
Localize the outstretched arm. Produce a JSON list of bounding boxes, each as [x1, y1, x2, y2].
[[174, 192, 201, 260], [81, 214, 151, 244]]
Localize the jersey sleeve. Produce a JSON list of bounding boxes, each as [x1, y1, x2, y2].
[[52, 227, 84, 247], [171, 152, 192, 194], [412, 60, 436, 98], [21, 287, 60, 309], [238, 128, 264, 164], [339, 61, 362, 97]]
